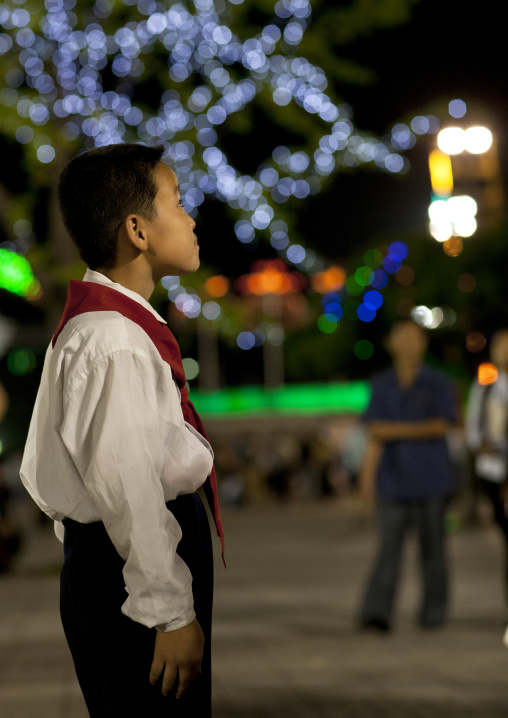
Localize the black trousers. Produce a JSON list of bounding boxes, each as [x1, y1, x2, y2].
[[360, 498, 448, 627], [479, 478, 508, 606], [60, 493, 213, 717]]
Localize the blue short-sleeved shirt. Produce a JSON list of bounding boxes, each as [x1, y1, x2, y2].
[[363, 366, 457, 500]]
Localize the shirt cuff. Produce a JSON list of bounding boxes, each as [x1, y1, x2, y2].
[[54, 519, 65, 543], [155, 607, 196, 633]]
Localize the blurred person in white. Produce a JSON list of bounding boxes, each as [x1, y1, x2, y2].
[[20, 143, 224, 717], [465, 330, 508, 645]]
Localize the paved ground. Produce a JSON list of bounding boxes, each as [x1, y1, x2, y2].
[[1, 498, 508, 717]]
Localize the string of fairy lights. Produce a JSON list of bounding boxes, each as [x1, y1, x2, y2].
[[1, 0, 443, 350]]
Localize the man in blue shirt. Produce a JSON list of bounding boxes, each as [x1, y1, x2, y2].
[[359, 320, 457, 631]]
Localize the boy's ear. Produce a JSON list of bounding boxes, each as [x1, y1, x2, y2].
[[123, 214, 148, 252]]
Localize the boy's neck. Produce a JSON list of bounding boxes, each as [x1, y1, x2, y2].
[[94, 263, 155, 302]]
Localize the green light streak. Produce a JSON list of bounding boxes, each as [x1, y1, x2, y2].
[[191, 381, 370, 417]]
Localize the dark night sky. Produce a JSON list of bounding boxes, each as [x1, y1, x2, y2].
[[343, 0, 506, 134]]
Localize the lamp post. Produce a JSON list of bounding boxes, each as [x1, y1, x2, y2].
[[428, 123, 504, 253], [235, 260, 307, 390], [197, 318, 221, 391], [196, 274, 230, 392]]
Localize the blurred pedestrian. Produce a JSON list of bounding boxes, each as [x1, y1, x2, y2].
[[359, 320, 457, 631], [465, 330, 508, 642], [20, 144, 224, 717]]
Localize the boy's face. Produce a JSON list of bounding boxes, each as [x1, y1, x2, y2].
[[142, 163, 199, 280]]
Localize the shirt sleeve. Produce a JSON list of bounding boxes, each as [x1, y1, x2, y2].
[[60, 349, 195, 632]]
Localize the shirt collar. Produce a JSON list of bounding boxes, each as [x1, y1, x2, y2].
[[83, 269, 167, 324]]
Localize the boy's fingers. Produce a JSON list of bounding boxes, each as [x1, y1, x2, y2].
[[175, 666, 192, 699], [149, 657, 164, 686], [161, 665, 178, 697]]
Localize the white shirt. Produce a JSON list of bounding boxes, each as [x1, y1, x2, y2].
[[20, 270, 213, 632], [465, 372, 508, 450], [465, 372, 508, 482]]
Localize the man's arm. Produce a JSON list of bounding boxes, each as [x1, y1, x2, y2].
[[368, 417, 450, 442], [358, 437, 383, 505]]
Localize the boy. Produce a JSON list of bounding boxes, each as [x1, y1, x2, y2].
[[20, 143, 223, 716]]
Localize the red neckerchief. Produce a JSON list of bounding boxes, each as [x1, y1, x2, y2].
[[53, 280, 225, 562]]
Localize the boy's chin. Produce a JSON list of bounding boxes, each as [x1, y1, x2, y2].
[[161, 261, 200, 278]]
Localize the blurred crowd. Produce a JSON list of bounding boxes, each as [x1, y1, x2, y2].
[[210, 421, 466, 507]]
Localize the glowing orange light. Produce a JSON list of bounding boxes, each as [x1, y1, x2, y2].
[[204, 275, 230, 297], [249, 268, 288, 294], [236, 260, 304, 296], [478, 362, 499, 386], [443, 237, 463, 257], [311, 266, 346, 293]]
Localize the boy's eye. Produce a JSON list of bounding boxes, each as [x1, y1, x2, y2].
[[178, 198, 184, 207]]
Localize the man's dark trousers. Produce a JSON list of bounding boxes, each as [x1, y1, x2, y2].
[[360, 497, 448, 628], [60, 493, 213, 717], [479, 477, 508, 605]]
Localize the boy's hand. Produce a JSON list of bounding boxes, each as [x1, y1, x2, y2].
[[149, 619, 205, 699]]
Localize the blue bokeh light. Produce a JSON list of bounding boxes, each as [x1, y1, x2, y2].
[[382, 255, 402, 274], [287, 244, 306, 264], [321, 291, 340, 307], [357, 304, 376, 322], [363, 290, 383, 310], [387, 241, 408, 261], [370, 269, 388, 289], [237, 331, 256, 350], [448, 99, 466, 118]]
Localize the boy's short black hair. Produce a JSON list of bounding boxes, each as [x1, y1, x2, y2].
[[57, 143, 165, 270]]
